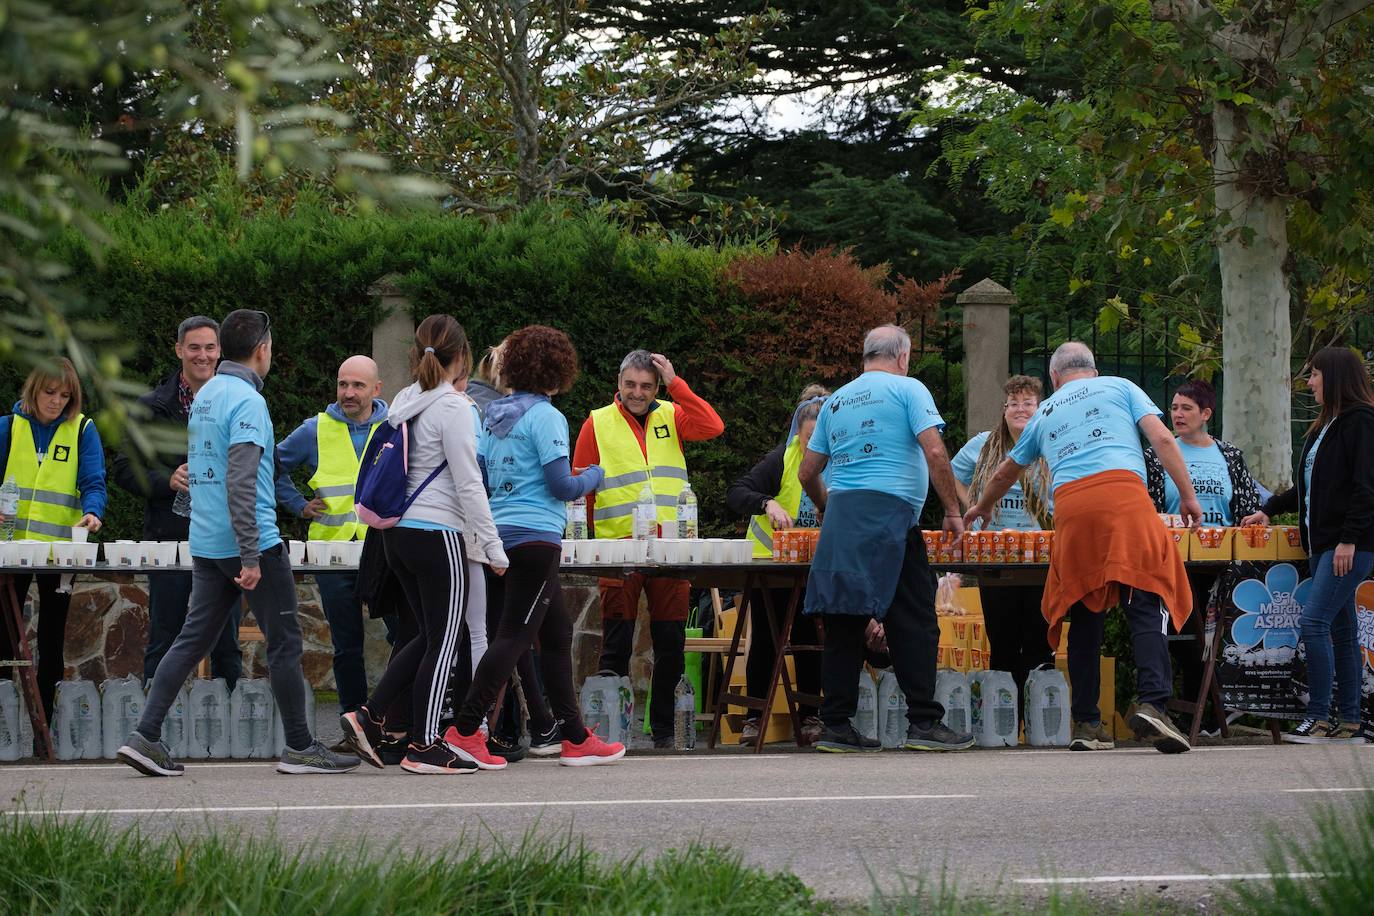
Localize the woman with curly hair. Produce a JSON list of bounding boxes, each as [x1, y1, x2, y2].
[[444, 325, 627, 768]]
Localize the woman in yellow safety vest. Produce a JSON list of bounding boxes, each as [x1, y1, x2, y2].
[[725, 384, 830, 746], [0, 358, 106, 720]]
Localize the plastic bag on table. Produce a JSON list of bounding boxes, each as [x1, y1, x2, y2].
[[935, 573, 966, 616]]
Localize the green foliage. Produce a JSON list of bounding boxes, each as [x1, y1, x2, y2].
[[0, 815, 820, 915]]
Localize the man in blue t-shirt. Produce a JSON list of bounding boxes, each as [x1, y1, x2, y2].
[[965, 342, 1203, 755], [118, 309, 360, 778], [799, 325, 973, 753]]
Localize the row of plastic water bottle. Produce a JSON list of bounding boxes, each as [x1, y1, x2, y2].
[[565, 483, 699, 541], [851, 666, 1071, 748], [0, 676, 313, 761]]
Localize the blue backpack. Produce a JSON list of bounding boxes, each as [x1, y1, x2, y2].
[[354, 420, 448, 529]]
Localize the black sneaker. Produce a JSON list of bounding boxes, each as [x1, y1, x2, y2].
[[814, 724, 882, 753], [339, 707, 386, 769], [904, 720, 976, 751], [376, 733, 407, 766], [1129, 702, 1191, 754], [400, 741, 479, 775], [1321, 722, 1368, 745], [528, 721, 563, 757], [488, 731, 529, 763], [117, 732, 185, 777], [1283, 718, 1331, 744]]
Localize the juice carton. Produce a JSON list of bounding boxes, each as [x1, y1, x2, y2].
[[1167, 527, 1189, 560], [991, 531, 1007, 564], [1235, 524, 1277, 561], [950, 646, 968, 672], [952, 618, 972, 648], [1189, 527, 1234, 561], [1035, 530, 1054, 563], [969, 648, 985, 670]]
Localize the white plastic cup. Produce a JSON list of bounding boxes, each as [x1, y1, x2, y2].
[[73, 543, 99, 568], [709, 539, 730, 564], [133, 541, 155, 566], [16, 541, 50, 567], [733, 540, 753, 564], [178, 541, 193, 567], [681, 540, 704, 565], [69, 526, 89, 544], [51, 542, 79, 567], [288, 540, 307, 567], [560, 540, 575, 564], [306, 541, 331, 566], [342, 542, 364, 566], [573, 540, 597, 565], [0, 542, 16, 566], [149, 542, 179, 568]]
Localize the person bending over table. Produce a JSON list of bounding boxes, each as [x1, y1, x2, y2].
[[1243, 347, 1374, 745], [798, 324, 974, 754], [952, 374, 1053, 699], [1143, 378, 1260, 731], [726, 383, 830, 746], [574, 348, 724, 747], [965, 341, 1201, 755], [0, 357, 106, 723]]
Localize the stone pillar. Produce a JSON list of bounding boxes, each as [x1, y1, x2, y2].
[[368, 274, 415, 401], [957, 278, 1015, 435]]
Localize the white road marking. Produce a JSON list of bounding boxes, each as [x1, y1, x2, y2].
[[1016, 872, 1325, 886], [1283, 787, 1374, 794], [8, 793, 975, 818]]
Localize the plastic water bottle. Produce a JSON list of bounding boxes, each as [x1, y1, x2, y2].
[[580, 675, 614, 740], [1024, 667, 1071, 747], [172, 488, 191, 518], [162, 686, 190, 758], [936, 670, 971, 735], [52, 680, 102, 760], [673, 674, 696, 750], [970, 671, 1018, 748], [100, 677, 146, 758], [230, 678, 276, 758], [0, 476, 19, 540], [0, 679, 31, 761], [565, 494, 587, 540], [634, 484, 657, 540], [189, 678, 231, 758], [851, 671, 878, 742], [676, 484, 698, 539], [875, 669, 909, 749], [616, 677, 634, 743]]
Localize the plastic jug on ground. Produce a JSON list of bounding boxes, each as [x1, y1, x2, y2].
[[229, 678, 276, 758], [851, 670, 878, 742], [1024, 667, 1071, 747], [579, 674, 619, 743], [188, 678, 231, 758], [52, 679, 102, 760], [100, 677, 146, 759], [935, 669, 971, 737], [970, 670, 1018, 748], [875, 669, 909, 749], [272, 679, 316, 755], [161, 685, 190, 758], [0, 679, 33, 761]]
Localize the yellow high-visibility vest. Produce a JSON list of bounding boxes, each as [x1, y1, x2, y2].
[[4, 414, 85, 542], [306, 413, 379, 541], [590, 401, 687, 539], [747, 435, 806, 559]]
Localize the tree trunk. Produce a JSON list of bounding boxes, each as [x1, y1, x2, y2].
[[1212, 102, 1294, 492]]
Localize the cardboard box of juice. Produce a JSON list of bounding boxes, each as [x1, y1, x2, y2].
[[1189, 527, 1235, 561], [1234, 525, 1278, 561], [1274, 525, 1305, 560]]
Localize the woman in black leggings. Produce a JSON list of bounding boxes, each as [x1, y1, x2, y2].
[[444, 325, 626, 769]]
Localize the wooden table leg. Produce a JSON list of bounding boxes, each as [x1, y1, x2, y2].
[[1, 573, 54, 762], [707, 573, 756, 749], [754, 576, 807, 754]]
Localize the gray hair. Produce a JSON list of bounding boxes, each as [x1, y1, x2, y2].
[[1049, 341, 1096, 376], [618, 349, 657, 379], [177, 315, 220, 343], [862, 325, 911, 364]]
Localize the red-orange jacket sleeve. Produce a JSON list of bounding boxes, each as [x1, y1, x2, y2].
[[667, 377, 724, 442]]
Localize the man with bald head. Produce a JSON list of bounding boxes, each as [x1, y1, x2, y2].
[[275, 355, 388, 713]]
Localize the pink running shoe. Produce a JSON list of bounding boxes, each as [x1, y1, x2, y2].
[[442, 725, 507, 770], [559, 728, 626, 767]]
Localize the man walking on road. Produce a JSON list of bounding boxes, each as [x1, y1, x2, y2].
[[111, 316, 242, 688], [573, 350, 724, 745], [965, 341, 1201, 754], [118, 309, 360, 776], [799, 325, 974, 753], [275, 355, 388, 714]]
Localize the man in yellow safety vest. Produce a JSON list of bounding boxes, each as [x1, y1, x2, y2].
[[573, 350, 724, 746], [275, 355, 388, 713]]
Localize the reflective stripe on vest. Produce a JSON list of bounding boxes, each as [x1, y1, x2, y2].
[[306, 413, 379, 541], [590, 400, 687, 539], [747, 435, 806, 558], [4, 414, 85, 542]]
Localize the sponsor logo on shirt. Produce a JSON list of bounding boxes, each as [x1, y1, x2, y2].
[[653, 424, 670, 439], [52, 445, 70, 462]]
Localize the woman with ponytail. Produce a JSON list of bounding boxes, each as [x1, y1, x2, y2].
[[951, 374, 1054, 697], [342, 315, 509, 774]]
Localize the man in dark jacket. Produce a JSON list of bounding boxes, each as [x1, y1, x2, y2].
[[111, 316, 241, 688]]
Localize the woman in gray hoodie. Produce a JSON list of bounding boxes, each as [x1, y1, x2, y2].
[[341, 315, 509, 774]]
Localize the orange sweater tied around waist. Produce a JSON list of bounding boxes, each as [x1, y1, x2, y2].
[[1042, 469, 1192, 648]]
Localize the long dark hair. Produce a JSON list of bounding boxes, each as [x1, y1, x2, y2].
[[411, 314, 471, 391], [1309, 346, 1374, 434]]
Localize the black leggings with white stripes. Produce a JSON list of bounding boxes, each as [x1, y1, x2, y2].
[[370, 527, 471, 746], [455, 542, 585, 741]]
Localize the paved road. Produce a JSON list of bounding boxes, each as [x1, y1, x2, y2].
[[2, 741, 1370, 905]]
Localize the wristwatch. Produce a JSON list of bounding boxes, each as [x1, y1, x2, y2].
[[760, 497, 772, 514]]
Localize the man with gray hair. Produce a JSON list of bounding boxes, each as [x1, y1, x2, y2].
[[112, 315, 241, 688], [574, 349, 724, 745], [966, 341, 1202, 753], [799, 324, 974, 753]]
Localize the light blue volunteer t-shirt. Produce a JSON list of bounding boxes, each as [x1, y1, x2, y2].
[[1304, 423, 1330, 528], [187, 373, 282, 559], [479, 398, 571, 535], [1010, 376, 1162, 492], [808, 370, 945, 521], [951, 431, 1040, 531], [1163, 439, 1233, 526]]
